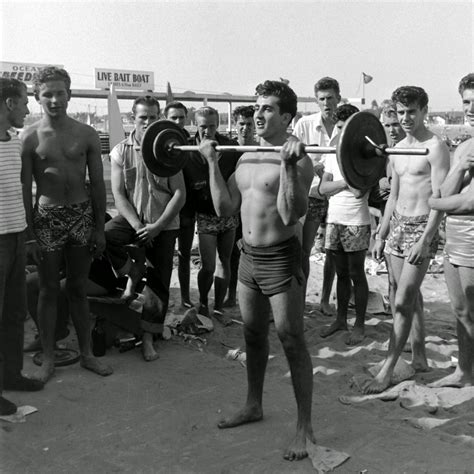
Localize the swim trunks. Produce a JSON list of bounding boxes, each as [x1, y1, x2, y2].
[[385, 210, 439, 259], [306, 197, 328, 223], [196, 213, 239, 235], [325, 223, 371, 252], [33, 200, 95, 252], [444, 215, 474, 268], [238, 236, 304, 296]]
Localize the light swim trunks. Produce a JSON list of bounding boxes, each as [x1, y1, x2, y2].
[[33, 200, 95, 252], [444, 214, 474, 268]]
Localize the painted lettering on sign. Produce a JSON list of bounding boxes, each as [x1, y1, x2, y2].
[[95, 68, 154, 91]]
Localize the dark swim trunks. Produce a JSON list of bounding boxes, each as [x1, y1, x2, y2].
[[385, 210, 439, 259], [238, 236, 304, 296], [33, 200, 95, 252]]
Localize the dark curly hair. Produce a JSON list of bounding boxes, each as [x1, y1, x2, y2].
[[132, 95, 160, 115], [164, 101, 187, 117], [0, 78, 27, 104], [391, 86, 429, 109], [33, 66, 71, 98], [335, 104, 359, 122], [232, 105, 254, 122], [255, 80, 297, 120], [314, 77, 340, 96], [458, 73, 474, 96]]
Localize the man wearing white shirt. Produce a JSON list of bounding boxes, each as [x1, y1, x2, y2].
[[293, 77, 340, 314], [319, 104, 370, 345]]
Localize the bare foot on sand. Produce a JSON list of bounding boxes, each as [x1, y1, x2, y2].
[[32, 362, 55, 383], [320, 320, 348, 338], [411, 359, 430, 373], [80, 356, 113, 376], [346, 326, 365, 345], [428, 370, 473, 388], [320, 301, 335, 316], [217, 404, 263, 429], [142, 333, 159, 362], [121, 262, 145, 301], [213, 309, 233, 326], [362, 372, 391, 394], [284, 429, 316, 461]]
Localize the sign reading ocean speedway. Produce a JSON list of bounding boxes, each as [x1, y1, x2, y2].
[[95, 68, 154, 91], [0, 61, 64, 85]]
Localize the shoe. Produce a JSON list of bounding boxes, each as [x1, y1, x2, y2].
[[4, 375, 45, 392], [198, 304, 209, 318], [0, 396, 17, 416]]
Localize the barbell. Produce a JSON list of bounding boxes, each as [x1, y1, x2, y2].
[[141, 111, 429, 190]]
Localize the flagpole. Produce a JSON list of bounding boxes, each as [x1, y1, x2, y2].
[[362, 73, 365, 107]]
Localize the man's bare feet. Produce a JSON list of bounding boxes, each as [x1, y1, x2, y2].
[[411, 358, 430, 373], [217, 404, 263, 429], [31, 361, 55, 383], [428, 369, 473, 388], [284, 428, 316, 461], [319, 301, 335, 316], [214, 309, 233, 326], [346, 326, 365, 346], [80, 356, 113, 376], [142, 333, 159, 362], [362, 371, 391, 394], [320, 320, 348, 338], [121, 261, 145, 301]]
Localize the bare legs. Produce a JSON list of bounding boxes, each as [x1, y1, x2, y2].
[[363, 255, 430, 394], [219, 279, 315, 461], [429, 260, 474, 387], [178, 219, 195, 307]]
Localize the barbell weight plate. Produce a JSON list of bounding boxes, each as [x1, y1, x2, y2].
[[142, 120, 188, 177], [336, 111, 388, 191]]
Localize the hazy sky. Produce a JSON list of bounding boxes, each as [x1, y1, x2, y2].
[[1, 0, 473, 114]]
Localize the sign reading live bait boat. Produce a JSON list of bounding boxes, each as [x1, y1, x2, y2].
[[95, 68, 154, 91], [0, 61, 64, 85]]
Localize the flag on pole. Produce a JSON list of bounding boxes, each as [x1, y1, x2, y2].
[[166, 82, 174, 104], [107, 83, 125, 150], [362, 72, 373, 84]]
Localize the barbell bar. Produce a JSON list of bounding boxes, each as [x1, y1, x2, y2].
[[141, 111, 429, 190]]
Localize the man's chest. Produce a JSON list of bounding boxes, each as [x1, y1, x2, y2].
[[35, 132, 88, 166]]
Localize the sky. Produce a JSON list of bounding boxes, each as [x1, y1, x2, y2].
[[1, 0, 473, 115]]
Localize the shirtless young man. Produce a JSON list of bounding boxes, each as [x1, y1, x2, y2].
[[199, 80, 315, 461], [428, 73, 474, 388], [22, 67, 113, 383], [365, 86, 450, 394]]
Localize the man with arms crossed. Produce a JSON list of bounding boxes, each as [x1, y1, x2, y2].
[[22, 67, 112, 383], [199, 80, 315, 461], [0, 78, 43, 415], [429, 73, 474, 388], [224, 105, 257, 308], [293, 77, 339, 315], [366, 86, 450, 394]]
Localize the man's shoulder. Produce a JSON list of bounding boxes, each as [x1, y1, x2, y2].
[[454, 136, 474, 157], [216, 133, 237, 145], [297, 112, 321, 125]]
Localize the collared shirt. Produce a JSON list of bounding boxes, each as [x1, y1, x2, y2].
[[0, 131, 26, 235], [110, 130, 180, 230], [293, 111, 339, 198]]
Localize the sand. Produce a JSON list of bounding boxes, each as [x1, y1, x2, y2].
[[2, 254, 474, 473]]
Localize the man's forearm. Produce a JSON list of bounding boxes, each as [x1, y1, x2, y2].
[[208, 162, 234, 216], [90, 182, 107, 231], [430, 194, 474, 214], [378, 194, 397, 239], [278, 162, 307, 225], [153, 190, 185, 229], [319, 179, 347, 197], [22, 185, 36, 240], [114, 193, 142, 229], [440, 164, 466, 197]]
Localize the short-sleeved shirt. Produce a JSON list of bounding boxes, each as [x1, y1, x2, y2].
[[182, 133, 241, 216], [324, 151, 370, 226], [0, 131, 26, 235], [292, 111, 338, 198], [110, 131, 180, 230]]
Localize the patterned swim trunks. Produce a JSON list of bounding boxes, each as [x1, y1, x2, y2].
[[306, 197, 328, 223], [196, 213, 239, 235], [325, 223, 371, 252], [385, 210, 439, 259], [33, 200, 95, 252]]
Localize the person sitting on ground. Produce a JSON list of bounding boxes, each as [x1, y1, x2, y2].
[[0, 77, 43, 416], [199, 80, 315, 461], [182, 106, 240, 325], [224, 105, 257, 308], [292, 76, 340, 315], [164, 101, 195, 309], [428, 73, 474, 388], [21, 66, 113, 383], [105, 95, 185, 361], [366, 85, 450, 394], [318, 104, 370, 345]]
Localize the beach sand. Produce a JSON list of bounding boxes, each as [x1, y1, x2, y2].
[[2, 252, 474, 473]]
